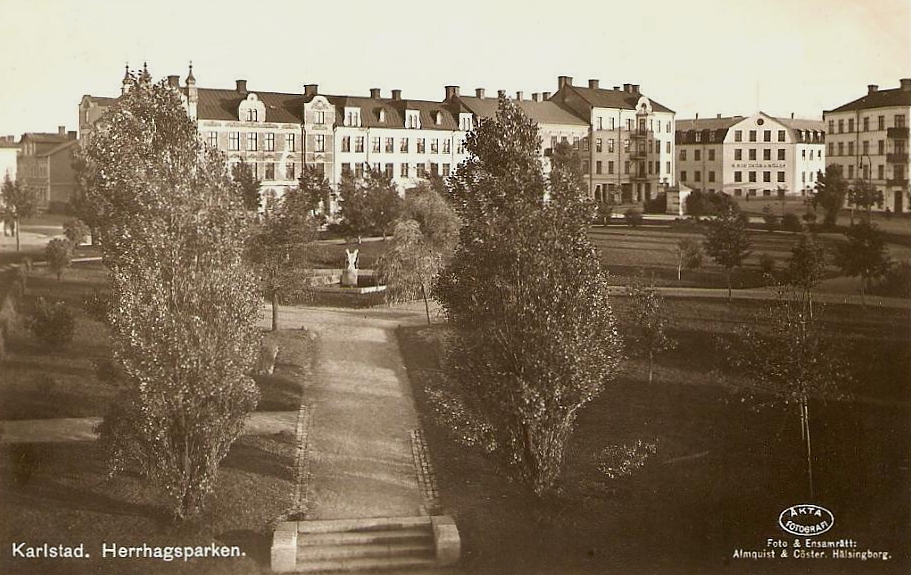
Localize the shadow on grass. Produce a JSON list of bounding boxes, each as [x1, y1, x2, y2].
[[221, 439, 294, 482], [253, 373, 302, 412], [219, 530, 271, 567]]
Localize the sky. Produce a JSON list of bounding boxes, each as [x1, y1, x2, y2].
[[0, 0, 909, 136]]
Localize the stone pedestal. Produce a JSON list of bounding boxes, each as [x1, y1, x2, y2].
[[341, 268, 358, 287], [270, 522, 298, 573], [431, 515, 461, 566]]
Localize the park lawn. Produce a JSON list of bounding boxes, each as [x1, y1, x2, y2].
[[0, 434, 295, 575], [398, 302, 911, 575], [308, 238, 390, 270]]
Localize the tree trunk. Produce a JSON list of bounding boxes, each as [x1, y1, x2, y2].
[[647, 350, 654, 384], [726, 269, 732, 302], [15, 218, 20, 252], [677, 261, 682, 281], [421, 283, 431, 325], [803, 399, 814, 500], [271, 292, 279, 332], [860, 277, 866, 307]]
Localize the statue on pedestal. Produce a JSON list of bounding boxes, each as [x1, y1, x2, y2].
[[341, 248, 359, 287]]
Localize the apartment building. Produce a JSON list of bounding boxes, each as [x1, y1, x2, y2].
[[16, 127, 79, 211], [0, 135, 19, 182], [823, 78, 911, 213], [550, 77, 676, 204], [675, 112, 825, 199]]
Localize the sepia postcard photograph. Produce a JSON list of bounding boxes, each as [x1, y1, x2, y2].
[[0, 0, 909, 574]]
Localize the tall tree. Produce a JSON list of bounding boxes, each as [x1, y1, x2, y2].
[[232, 159, 261, 212], [297, 164, 333, 221], [336, 169, 372, 243], [848, 179, 883, 223], [435, 104, 623, 495], [1, 173, 38, 252], [675, 237, 703, 281], [78, 71, 261, 521], [247, 186, 319, 331], [834, 221, 891, 305], [812, 165, 848, 228], [623, 276, 674, 384], [363, 167, 402, 240], [703, 208, 751, 301], [786, 232, 828, 316]]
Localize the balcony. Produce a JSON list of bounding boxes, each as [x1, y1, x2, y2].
[[886, 152, 909, 164], [887, 126, 909, 139], [631, 172, 650, 182], [630, 149, 648, 160], [629, 128, 650, 140], [886, 177, 908, 187]]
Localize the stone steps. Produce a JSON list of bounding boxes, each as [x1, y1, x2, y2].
[[297, 528, 432, 547], [291, 555, 437, 573]]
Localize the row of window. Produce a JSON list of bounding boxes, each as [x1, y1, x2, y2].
[[590, 160, 672, 175], [214, 132, 298, 153], [341, 161, 452, 179], [730, 128, 822, 143], [833, 162, 905, 181], [578, 137, 671, 155], [828, 140, 906, 156], [678, 148, 821, 162], [230, 161, 299, 181], [593, 117, 673, 133], [339, 136, 464, 155], [829, 114, 907, 134], [730, 170, 787, 183]]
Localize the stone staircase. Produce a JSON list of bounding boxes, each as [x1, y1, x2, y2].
[[272, 515, 459, 573]]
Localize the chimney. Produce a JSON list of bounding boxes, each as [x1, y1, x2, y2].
[[370, 88, 381, 99], [695, 113, 699, 120], [58, 125, 66, 135], [516, 91, 523, 101], [542, 91, 551, 100], [632, 84, 640, 94], [588, 79, 599, 89], [497, 89, 506, 99], [532, 93, 539, 102], [557, 75, 572, 89], [791, 112, 795, 119], [717, 113, 722, 119], [68, 131, 77, 140], [444, 85, 459, 100], [391, 89, 402, 101], [868, 84, 879, 95], [900, 78, 911, 91], [623, 83, 632, 93], [167, 75, 180, 88], [475, 88, 485, 98], [613, 86, 621, 91], [236, 79, 247, 95], [303, 84, 318, 97]]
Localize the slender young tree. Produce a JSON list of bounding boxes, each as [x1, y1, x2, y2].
[[703, 208, 751, 301], [45, 237, 74, 281], [848, 179, 883, 223], [786, 232, 828, 316], [623, 276, 675, 384], [834, 221, 891, 305], [1, 173, 38, 252], [675, 237, 703, 281]]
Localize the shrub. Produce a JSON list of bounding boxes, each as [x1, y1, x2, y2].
[[28, 297, 75, 350], [597, 440, 658, 480], [45, 238, 74, 281], [643, 193, 667, 214], [762, 206, 779, 231], [82, 289, 112, 324], [63, 218, 90, 245], [781, 212, 802, 232], [759, 253, 777, 275], [872, 260, 911, 299], [624, 208, 643, 227]]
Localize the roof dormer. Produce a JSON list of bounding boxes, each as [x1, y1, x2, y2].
[[406, 109, 420, 129], [344, 107, 361, 127], [238, 93, 266, 123], [459, 113, 473, 131]]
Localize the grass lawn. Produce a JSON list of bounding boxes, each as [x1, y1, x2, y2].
[[398, 302, 911, 575], [0, 434, 295, 575], [308, 238, 390, 270]]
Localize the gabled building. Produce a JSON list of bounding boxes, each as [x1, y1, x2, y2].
[[17, 128, 78, 211], [675, 112, 825, 199], [550, 77, 676, 204], [823, 78, 911, 213]]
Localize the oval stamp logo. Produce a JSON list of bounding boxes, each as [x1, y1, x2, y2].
[[778, 504, 834, 536]]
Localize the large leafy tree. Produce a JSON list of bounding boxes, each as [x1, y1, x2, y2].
[[232, 159, 261, 212], [834, 221, 891, 305], [848, 179, 883, 223], [812, 164, 848, 228], [434, 101, 623, 495], [1, 173, 38, 252], [363, 167, 402, 240], [77, 71, 261, 521], [336, 169, 372, 243], [376, 185, 460, 323], [703, 208, 751, 301], [297, 164, 333, 221]]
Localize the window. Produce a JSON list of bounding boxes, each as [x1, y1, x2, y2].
[[416, 163, 426, 178], [708, 149, 715, 161], [624, 161, 630, 174], [694, 170, 701, 182], [848, 164, 854, 179], [878, 140, 885, 155], [434, 112, 443, 125], [346, 110, 360, 127], [897, 114, 907, 128], [355, 163, 364, 178], [596, 161, 602, 174], [401, 163, 409, 177], [247, 132, 258, 151], [551, 136, 558, 150], [582, 138, 589, 152], [371, 137, 381, 152], [573, 137, 580, 149], [417, 139, 426, 153], [680, 149, 687, 161], [355, 136, 365, 153], [229, 132, 240, 151], [734, 171, 742, 182], [666, 141, 671, 153], [315, 135, 326, 152], [878, 116, 885, 130], [734, 130, 743, 142], [828, 120, 835, 133], [596, 138, 602, 152], [749, 130, 757, 142], [246, 108, 257, 122], [749, 149, 757, 161], [286, 133, 296, 152], [694, 149, 701, 161], [608, 139, 615, 153], [680, 170, 687, 181], [401, 138, 409, 153], [407, 112, 419, 129], [315, 111, 325, 125], [608, 161, 615, 174], [838, 119, 844, 133], [763, 149, 771, 161], [342, 136, 351, 152], [384, 138, 394, 153], [207, 131, 218, 148], [264, 133, 275, 151], [778, 130, 786, 142], [862, 141, 869, 155], [777, 171, 785, 183], [778, 149, 786, 160], [848, 118, 855, 132], [749, 171, 757, 182], [372, 162, 381, 172], [735, 149, 743, 160], [384, 163, 393, 178], [286, 163, 296, 180], [457, 140, 466, 154], [443, 140, 451, 154], [624, 139, 630, 151], [828, 142, 834, 156], [430, 163, 438, 176], [837, 142, 844, 155], [695, 132, 702, 143], [666, 161, 671, 173], [763, 130, 771, 142], [430, 139, 439, 154], [848, 141, 854, 156], [265, 163, 275, 180], [460, 116, 472, 130], [878, 165, 884, 179], [597, 117, 603, 130], [709, 171, 716, 182], [863, 117, 870, 131], [442, 163, 451, 176], [763, 171, 771, 182]]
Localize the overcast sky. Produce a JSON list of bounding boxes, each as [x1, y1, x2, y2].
[[0, 0, 909, 136]]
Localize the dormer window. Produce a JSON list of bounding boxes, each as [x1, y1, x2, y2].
[[345, 108, 361, 127], [406, 110, 420, 129], [434, 111, 443, 125], [246, 109, 257, 122], [378, 109, 386, 122], [460, 114, 472, 131]]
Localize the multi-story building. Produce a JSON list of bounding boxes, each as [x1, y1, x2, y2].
[[0, 135, 19, 182], [550, 77, 676, 204], [675, 112, 825, 199], [823, 78, 911, 213], [16, 127, 78, 211]]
